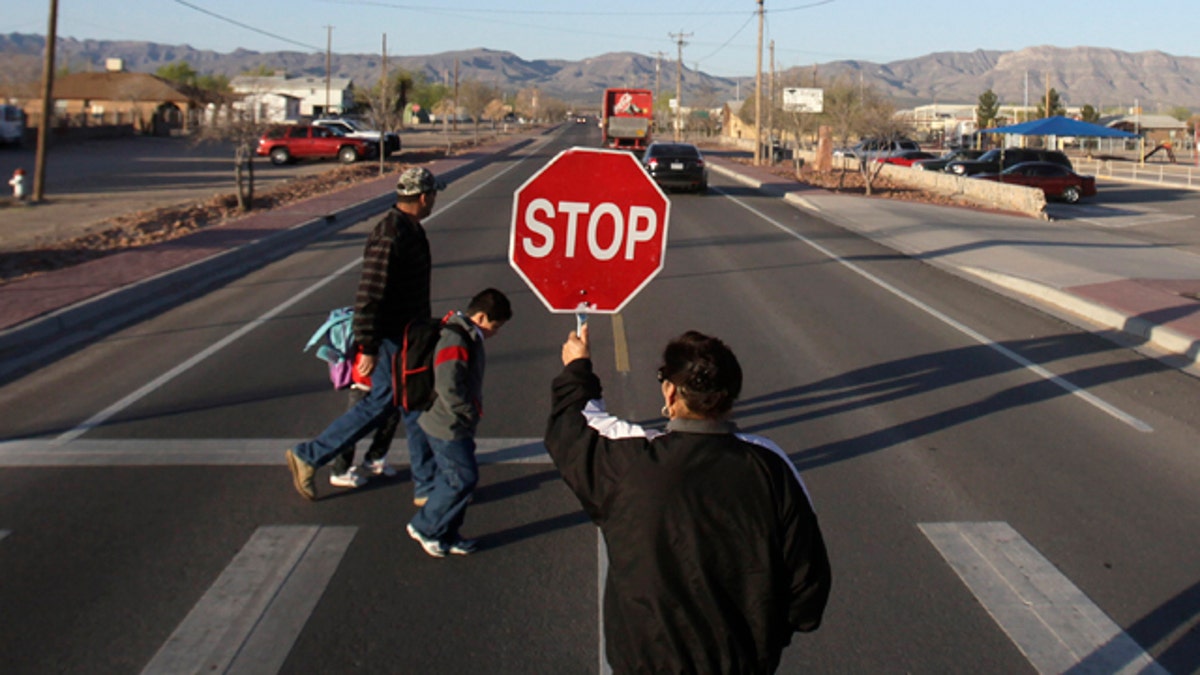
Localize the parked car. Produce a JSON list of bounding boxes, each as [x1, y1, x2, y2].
[[913, 148, 986, 171], [641, 142, 708, 193], [834, 138, 921, 160], [312, 117, 401, 156], [974, 162, 1097, 203], [875, 150, 937, 167], [944, 148, 1072, 176], [256, 125, 375, 165]]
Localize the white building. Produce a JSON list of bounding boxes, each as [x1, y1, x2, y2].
[[229, 92, 301, 124], [230, 74, 355, 120]]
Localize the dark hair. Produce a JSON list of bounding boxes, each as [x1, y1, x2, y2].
[[658, 331, 742, 417], [467, 287, 513, 322]]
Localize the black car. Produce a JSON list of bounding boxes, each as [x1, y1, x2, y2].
[[914, 149, 986, 171], [641, 142, 708, 193], [944, 148, 1072, 176]]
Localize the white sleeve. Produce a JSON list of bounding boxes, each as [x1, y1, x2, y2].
[[583, 399, 664, 441]]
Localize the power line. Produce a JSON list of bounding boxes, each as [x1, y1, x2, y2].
[[322, 0, 836, 17], [172, 0, 322, 52]]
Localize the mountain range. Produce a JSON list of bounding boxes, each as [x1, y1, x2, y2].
[[2, 33, 1199, 112]]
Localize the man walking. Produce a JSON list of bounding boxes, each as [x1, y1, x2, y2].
[[286, 167, 445, 501]]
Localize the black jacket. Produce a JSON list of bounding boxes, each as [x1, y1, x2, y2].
[[545, 359, 832, 674], [353, 207, 431, 356]]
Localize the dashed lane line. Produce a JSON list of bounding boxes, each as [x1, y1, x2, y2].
[[0, 438, 548, 466], [140, 525, 356, 675], [920, 522, 1166, 675]]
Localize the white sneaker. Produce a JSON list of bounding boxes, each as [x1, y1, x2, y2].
[[364, 459, 398, 477], [329, 467, 366, 488]]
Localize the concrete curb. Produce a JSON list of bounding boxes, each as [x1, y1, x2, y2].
[[0, 136, 535, 384], [957, 266, 1200, 369]]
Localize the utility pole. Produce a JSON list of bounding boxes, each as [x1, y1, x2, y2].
[[654, 50, 667, 133], [324, 26, 333, 116], [33, 0, 59, 202], [379, 33, 388, 174], [670, 31, 691, 142], [453, 58, 460, 132], [1044, 72, 1050, 120], [754, 0, 764, 165], [767, 39, 775, 162]]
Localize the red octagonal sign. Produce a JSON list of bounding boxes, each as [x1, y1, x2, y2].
[[510, 147, 670, 313]]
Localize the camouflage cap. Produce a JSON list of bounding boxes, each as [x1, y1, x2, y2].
[[395, 167, 446, 197]]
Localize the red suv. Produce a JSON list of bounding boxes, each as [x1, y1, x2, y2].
[[256, 124, 375, 165]]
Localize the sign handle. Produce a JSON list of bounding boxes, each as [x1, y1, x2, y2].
[[576, 312, 588, 336]]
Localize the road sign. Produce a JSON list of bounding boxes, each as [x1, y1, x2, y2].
[[510, 147, 670, 313], [783, 87, 824, 113]]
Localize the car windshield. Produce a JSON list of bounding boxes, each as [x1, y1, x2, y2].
[[977, 150, 1002, 161]]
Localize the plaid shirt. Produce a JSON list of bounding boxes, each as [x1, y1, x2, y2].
[[353, 207, 431, 355]]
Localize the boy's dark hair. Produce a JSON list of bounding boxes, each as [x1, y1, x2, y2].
[[659, 331, 742, 417], [468, 288, 513, 322]]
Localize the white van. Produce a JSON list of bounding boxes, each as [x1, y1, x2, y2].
[[1, 104, 26, 147]]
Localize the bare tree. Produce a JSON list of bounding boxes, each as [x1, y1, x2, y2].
[[192, 79, 276, 211], [357, 73, 404, 176], [458, 79, 501, 145]]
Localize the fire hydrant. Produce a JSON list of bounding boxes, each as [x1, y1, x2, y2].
[[8, 168, 28, 201]]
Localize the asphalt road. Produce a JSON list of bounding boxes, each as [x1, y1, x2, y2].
[[2, 123, 1199, 673]]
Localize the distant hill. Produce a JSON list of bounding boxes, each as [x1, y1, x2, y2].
[[3, 33, 1199, 111]]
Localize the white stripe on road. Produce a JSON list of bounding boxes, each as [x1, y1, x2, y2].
[[719, 189, 1153, 433], [599, 530, 612, 675], [141, 525, 355, 675], [56, 152, 543, 445], [920, 522, 1166, 675], [0, 437, 548, 466], [0, 529, 9, 543]]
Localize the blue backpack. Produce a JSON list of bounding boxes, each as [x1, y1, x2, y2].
[[304, 306, 356, 389]]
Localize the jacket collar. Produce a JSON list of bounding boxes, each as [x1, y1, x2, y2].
[[666, 417, 737, 435]]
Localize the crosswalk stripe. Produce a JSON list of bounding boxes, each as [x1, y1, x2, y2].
[[0, 438, 549, 466], [141, 525, 355, 675], [920, 522, 1167, 675]]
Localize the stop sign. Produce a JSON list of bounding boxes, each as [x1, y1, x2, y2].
[[510, 147, 670, 313]]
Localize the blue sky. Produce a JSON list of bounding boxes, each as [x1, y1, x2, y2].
[[5, 0, 1199, 77]]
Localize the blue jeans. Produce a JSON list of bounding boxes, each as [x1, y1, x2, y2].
[[403, 409, 436, 500], [294, 339, 400, 467], [409, 435, 477, 542]]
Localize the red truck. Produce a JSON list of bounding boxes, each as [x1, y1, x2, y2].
[[601, 88, 653, 152]]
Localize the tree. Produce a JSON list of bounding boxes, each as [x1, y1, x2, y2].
[[1167, 105, 1192, 122], [458, 79, 501, 144], [1035, 88, 1066, 118], [976, 89, 1000, 130], [156, 61, 199, 87], [1079, 104, 1100, 123]]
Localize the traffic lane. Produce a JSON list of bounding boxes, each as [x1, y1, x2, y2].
[[1044, 179, 1200, 253], [631, 179, 1200, 669], [0, 463, 598, 674]]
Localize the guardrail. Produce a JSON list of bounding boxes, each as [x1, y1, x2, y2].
[[1075, 158, 1200, 190]]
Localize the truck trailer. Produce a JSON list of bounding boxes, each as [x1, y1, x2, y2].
[[601, 88, 653, 152]]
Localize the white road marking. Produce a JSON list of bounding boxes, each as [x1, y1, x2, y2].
[[56, 153, 542, 445], [0, 438, 547, 466], [599, 530, 612, 675], [0, 530, 9, 543], [920, 522, 1167, 675], [720, 190, 1153, 432], [141, 525, 356, 675]]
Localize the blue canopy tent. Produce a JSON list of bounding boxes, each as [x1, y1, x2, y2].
[[980, 116, 1137, 139], [979, 116, 1138, 155]]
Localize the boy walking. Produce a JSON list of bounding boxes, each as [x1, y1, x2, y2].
[[406, 288, 512, 558]]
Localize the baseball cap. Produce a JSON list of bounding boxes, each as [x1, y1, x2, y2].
[[395, 167, 446, 196]]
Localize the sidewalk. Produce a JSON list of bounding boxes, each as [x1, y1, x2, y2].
[[1, 134, 1198, 383]]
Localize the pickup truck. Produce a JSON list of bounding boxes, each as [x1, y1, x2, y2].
[[312, 118, 401, 157], [256, 125, 375, 165]]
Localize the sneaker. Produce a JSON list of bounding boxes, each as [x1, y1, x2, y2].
[[364, 458, 398, 477], [446, 538, 478, 556], [285, 449, 317, 501], [413, 495, 429, 507], [329, 467, 366, 488], [406, 523, 446, 558]]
